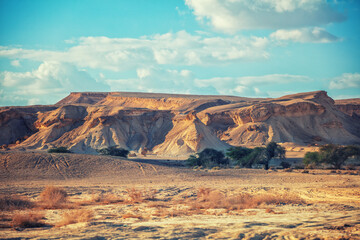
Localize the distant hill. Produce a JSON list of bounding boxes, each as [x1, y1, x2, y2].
[[1, 91, 359, 156]]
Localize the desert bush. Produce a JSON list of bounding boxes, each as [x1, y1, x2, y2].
[[186, 148, 229, 168], [226, 142, 286, 170], [0, 195, 34, 211], [189, 188, 304, 211], [12, 212, 46, 228], [303, 152, 321, 168], [280, 161, 291, 169], [97, 146, 129, 158], [126, 188, 157, 203], [47, 147, 71, 153], [56, 209, 93, 227], [226, 147, 253, 167], [39, 186, 68, 208], [303, 145, 360, 169]]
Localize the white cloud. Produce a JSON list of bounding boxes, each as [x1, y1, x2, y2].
[[195, 74, 311, 96], [106, 67, 207, 94], [185, 0, 345, 33], [329, 73, 360, 89], [0, 61, 109, 105], [11, 60, 21, 67], [270, 27, 340, 43], [0, 31, 269, 71]]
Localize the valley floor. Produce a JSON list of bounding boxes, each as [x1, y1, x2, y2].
[[1, 152, 360, 239]]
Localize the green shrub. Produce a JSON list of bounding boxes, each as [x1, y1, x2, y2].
[[303, 145, 360, 169], [186, 148, 229, 168], [226, 142, 286, 170], [47, 147, 71, 153], [303, 152, 321, 168], [97, 146, 129, 158], [280, 161, 291, 169]]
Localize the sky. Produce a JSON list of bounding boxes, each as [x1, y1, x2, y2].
[[0, 0, 359, 106]]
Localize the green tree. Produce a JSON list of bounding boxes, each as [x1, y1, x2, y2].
[[186, 148, 229, 168], [47, 147, 72, 153], [226, 147, 253, 167], [226, 142, 286, 170], [303, 152, 321, 168], [320, 144, 360, 169], [97, 146, 129, 158]]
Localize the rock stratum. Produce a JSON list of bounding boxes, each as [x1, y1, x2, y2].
[[1, 91, 359, 156]]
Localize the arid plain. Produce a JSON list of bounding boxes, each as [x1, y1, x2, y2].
[[1, 150, 360, 239]]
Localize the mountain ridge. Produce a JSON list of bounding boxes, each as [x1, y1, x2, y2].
[[1, 91, 359, 156]]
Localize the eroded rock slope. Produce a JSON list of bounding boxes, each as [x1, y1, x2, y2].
[[1, 91, 359, 156]]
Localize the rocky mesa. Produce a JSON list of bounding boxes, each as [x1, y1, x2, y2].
[[1, 91, 359, 156]]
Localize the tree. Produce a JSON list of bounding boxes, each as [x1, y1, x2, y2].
[[186, 148, 229, 168], [47, 147, 71, 153], [97, 146, 129, 158], [226, 147, 253, 167], [319, 144, 360, 169], [303, 152, 321, 168], [226, 142, 286, 170]]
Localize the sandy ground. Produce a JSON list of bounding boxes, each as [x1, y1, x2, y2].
[[1, 151, 360, 239]]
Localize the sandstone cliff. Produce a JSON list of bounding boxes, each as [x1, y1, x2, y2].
[[1, 91, 359, 156]]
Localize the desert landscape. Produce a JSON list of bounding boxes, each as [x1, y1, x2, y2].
[[1, 0, 360, 239], [1, 91, 360, 239]]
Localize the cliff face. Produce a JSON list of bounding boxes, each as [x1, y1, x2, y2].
[[1, 91, 359, 156]]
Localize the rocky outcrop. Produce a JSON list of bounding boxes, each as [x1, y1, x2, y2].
[[1, 91, 359, 156]]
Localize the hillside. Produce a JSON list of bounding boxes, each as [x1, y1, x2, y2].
[[0, 91, 359, 156]]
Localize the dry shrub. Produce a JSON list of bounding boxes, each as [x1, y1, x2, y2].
[[56, 209, 93, 227], [12, 212, 46, 228], [79, 192, 124, 206], [122, 213, 143, 219], [126, 188, 157, 203], [188, 188, 304, 212], [39, 186, 68, 209], [0, 195, 34, 211]]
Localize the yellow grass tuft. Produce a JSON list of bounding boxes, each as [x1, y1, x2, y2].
[[56, 209, 93, 227], [39, 186, 68, 209], [12, 212, 46, 228], [0, 195, 34, 211]]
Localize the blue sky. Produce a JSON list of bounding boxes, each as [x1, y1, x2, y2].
[[0, 0, 359, 106]]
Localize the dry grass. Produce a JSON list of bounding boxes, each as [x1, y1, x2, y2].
[[56, 209, 93, 227], [126, 188, 157, 203], [39, 186, 68, 209], [122, 213, 144, 219], [78, 192, 124, 206], [11, 212, 46, 228], [0, 195, 34, 211], [187, 188, 304, 212]]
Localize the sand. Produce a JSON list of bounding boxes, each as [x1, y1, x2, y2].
[[1, 151, 360, 239]]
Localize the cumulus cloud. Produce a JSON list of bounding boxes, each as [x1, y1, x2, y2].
[[0, 31, 269, 71], [270, 27, 340, 43], [185, 0, 345, 33], [105, 67, 213, 94], [11, 60, 21, 67], [195, 74, 311, 96], [329, 73, 360, 89], [0, 61, 109, 106]]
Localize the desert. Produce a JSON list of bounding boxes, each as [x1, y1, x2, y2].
[[1, 1, 360, 239], [1, 91, 360, 239]]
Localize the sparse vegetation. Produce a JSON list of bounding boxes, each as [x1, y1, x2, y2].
[[226, 142, 286, 170], [0, 195, 34, 211], [303, 144, 360, 169], [39, 186, 68, 209], [47, 147, 72, 153], [97, 146, 129, 158], [56, 209, 93, 227], [12, 212, 46, 228], [186, 148, 229, 168]]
